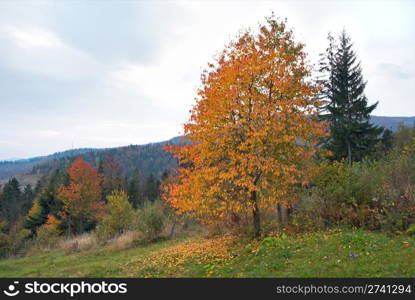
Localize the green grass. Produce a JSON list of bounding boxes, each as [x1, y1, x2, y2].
[[211, 230, 415, 277], [0, 229, 414, 277], [0, 238, 185, 277]]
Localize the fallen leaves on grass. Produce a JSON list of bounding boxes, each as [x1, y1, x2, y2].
[[122, 236, 235, 277]]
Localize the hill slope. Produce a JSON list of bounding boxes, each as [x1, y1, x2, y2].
[[370, 116, 415, 131], [0, 137, 182, 184], [0, 230, 413, 277], [0, 148, 100, 181]]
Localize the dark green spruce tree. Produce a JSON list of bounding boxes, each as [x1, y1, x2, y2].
[[24, 169, 66, 235], [143, 173, 160, 202], [0, 178, 21, 224], [21, 184, 35, 215], [319, 30, 383, 164], [127, 169, 142, 208]]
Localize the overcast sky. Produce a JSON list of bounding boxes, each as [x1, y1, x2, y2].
[[0, 0, 414, 160]]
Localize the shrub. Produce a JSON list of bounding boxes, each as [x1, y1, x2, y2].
[[292, 161, 376, 229], [33, 225, 61, 251], [96, 190, 134, 243], [0, 220, 32, 258], [293, 144, 415, 233], [135, 201, 166, 241], [406, 224, 415, 236], [0, 220, 10, 258], [95, 222, 113, 244], [7, 224, 32, 256], [375, 149, 415, 232]]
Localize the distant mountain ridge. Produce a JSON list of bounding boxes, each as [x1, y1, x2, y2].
[[0, 115, 414, 183], [370, 116, 415, 131], [0, 148, 99, 164], [1, 157, 22, 162], [0, 148, 100, 181], [0, 136, 182, 183]]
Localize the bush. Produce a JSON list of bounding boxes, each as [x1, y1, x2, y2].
[[406, 224, 415, 236], [96, 190, 135, 243], [135, 201, 166, 241], [7, 224, 32, 256], [95, 222, 113, 244], [35, 215, 62, 249], [0, 220, 10, 258], [293, 143, 415, 233], [0, 220, 32, 258], [33, 225, 61, 251], [293, 160, 378, 229]]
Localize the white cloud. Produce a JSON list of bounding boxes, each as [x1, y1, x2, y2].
[[35, 130, 60, 138], [0, 25, 103, 80], [2, 25, 64, 49]]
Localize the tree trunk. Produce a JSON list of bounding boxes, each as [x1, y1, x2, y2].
[[169, 215, 177, 239], [67, 215, 72, 238], [277, 203, 281, 223], [251, 190, 261, 238], [280, 205, 288, 226], [347, 141, 352, 166], [277, 203, 288, 228], [79, 217, 83, 235]]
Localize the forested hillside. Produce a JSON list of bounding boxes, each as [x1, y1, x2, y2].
[[371, 116, 415, 131], [29, 136, 181, 179], [0, 137, 182, 232], [0, 136, 182, 183], [0, 148, 99, 181]]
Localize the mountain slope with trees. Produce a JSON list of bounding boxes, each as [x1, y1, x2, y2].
[[0, 149, 100, 181], [0, 136, 182, 184], [370, 116, 415, 131]]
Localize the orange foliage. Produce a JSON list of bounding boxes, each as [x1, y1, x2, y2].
[[58, 157, 103, 234], [164, 16, 328, 235], [43, 214, 62, 235]]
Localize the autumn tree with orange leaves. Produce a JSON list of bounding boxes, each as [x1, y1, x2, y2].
[[58, 157, 103, 235], [164, 16, 328, 238]]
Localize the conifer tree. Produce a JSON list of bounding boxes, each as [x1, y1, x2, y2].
[[0, 178, 21, 223], [127, 170, 142, 208], [319, 30, 383, 164], [21, 184, 35, 215], [24, 169, 66, 235], [99, 154, 123, 200], [143, 174, 160, 202]]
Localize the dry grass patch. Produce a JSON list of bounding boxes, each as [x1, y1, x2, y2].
[[105, 231, 142, 251], [59, 233, 98, 254]]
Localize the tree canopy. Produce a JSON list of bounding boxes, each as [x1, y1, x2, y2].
[[58, 157, 103, 235], [165, 15, 327, 237]]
